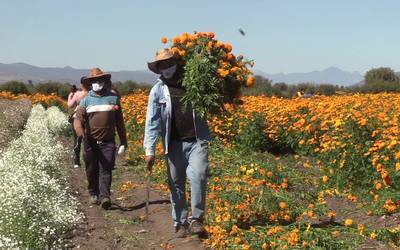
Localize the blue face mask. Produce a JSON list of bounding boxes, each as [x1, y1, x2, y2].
[[161, 64, 177, 79]]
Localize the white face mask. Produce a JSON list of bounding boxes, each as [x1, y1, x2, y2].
[[91, 82, 104, 92], [161, 64, 177, 79]]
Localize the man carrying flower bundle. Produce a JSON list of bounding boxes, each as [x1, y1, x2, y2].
[[74, 68, 127, 209], [144, 48, 210, 237]]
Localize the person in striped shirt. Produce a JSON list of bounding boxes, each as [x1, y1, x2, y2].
[[74, 68, 127, 209]]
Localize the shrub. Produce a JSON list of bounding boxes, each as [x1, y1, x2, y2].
[[234, 112, 271, 152], [0, 81, 29, 94]]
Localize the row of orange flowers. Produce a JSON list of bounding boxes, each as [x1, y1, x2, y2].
[[0, 91, 67, 111]]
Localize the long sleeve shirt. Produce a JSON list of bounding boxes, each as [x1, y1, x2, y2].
[[68, 90, 87, 109], [143, 79, 210, 156], [74, 89, 127, 146]]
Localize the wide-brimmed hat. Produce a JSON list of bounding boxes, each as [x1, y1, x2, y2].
[[147, 48, 178, 74], [81, 68, 111, 84]]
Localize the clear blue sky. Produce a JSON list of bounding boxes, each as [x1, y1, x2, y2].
[[0, 0, 399, 74]]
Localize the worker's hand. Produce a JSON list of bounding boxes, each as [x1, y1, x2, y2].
[[76, 131, 85, 140], [145, 155, 155, 173], [117, 145, 126, 156]]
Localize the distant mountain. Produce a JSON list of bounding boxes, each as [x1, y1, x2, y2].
[[0, 63, 365, 86], [0, 63, 158, 84], [255, 67, 363, 86]]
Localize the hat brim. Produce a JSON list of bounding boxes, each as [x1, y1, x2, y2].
[[147, 56, 177, 74], [81, 73, 111, 84]]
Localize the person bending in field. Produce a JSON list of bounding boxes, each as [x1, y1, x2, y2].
[[144, 48, 210, 237], [74, 68, 127, 209], [67, 80, 89, 168]]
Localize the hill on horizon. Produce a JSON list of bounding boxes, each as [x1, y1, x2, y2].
[[255, 67, 364, 86], [0, 63, 159, 84], [0, 62, 367, 86]]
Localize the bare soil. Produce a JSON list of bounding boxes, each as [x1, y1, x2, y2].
[[64, 140, 206, 250]]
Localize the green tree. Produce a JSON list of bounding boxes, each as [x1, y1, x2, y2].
[[35, 82, 71, 99], [242, 75, 272, 96], [0, 81, 29, 94], [364, 67, 400, 92]]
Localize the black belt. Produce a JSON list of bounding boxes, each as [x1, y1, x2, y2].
[[87, 137, 115, 144]]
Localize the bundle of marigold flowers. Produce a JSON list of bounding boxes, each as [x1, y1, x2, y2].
[[160, 31, 254, 118]]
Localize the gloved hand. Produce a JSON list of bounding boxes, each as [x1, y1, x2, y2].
[[117, 145, 126, 156]]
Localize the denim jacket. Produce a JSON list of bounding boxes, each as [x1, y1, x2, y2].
[[144, 79, 211, 156]]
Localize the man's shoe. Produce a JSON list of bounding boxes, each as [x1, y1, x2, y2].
[[73, 164, 80, 168], [174, 222, 189, 238], [189, 219, 205, 234], [89, 195, 99, 205], [100, 197, 111, 210]]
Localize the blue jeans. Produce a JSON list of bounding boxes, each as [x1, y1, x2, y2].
[[166, 139, 208, 225]]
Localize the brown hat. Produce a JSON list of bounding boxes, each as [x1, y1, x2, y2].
[[81, 68, 111, 84], [147, 48, 178, 74]]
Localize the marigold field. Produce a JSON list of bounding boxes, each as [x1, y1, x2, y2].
[[2, 91, 400, 249]]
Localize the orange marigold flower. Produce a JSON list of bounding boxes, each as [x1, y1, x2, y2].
[[383, 199, 397, 214], [160, 37, 168, 44], [217, 68, 229, 78], [178, 49, 186, 57], [396, 163, 400, 172], [186, 42, 194, 48], [224, 43, 232, 53], [172, 36, 180, 44], [180, 32, 189, 43], [246, 76, 255, 87], [344, 218, 353, 226]]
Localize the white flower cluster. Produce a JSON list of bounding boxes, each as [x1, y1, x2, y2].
[[0, 105, 82, 249]]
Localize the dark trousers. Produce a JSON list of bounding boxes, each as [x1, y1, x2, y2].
[[72, 122, 82, 165], [83, 138, 116, 199]]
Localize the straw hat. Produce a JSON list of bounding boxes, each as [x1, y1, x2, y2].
[[81, 68, 111, 84], [147, 48, 178, 74]]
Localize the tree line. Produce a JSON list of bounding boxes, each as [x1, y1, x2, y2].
[[242, 67, 400, 98], [0, 67, 399, 99], [0, 80, 151, 99]]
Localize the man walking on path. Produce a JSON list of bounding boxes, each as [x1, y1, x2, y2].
[[74, 68, 127, 209], [144, 48, 210, 237]]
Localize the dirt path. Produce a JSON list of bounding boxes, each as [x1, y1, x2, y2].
[[65, 151, 206, 250]]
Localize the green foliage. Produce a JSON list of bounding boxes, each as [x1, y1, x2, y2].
[[34, 82, 71, 99], [243, 77, 344, 98], [234, 112, 271, 152], [242, 76, 272, 96], [362, 67, 400, 93], [182, 49, 224, 119], [365, 67, 399, 85], [113, 80, 151, 95], [0, 80, 151, 98], [125, 117, 144, 166], [0, 81, 29, 94]]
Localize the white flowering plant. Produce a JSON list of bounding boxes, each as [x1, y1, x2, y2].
[[0, 105, 82, 249]]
